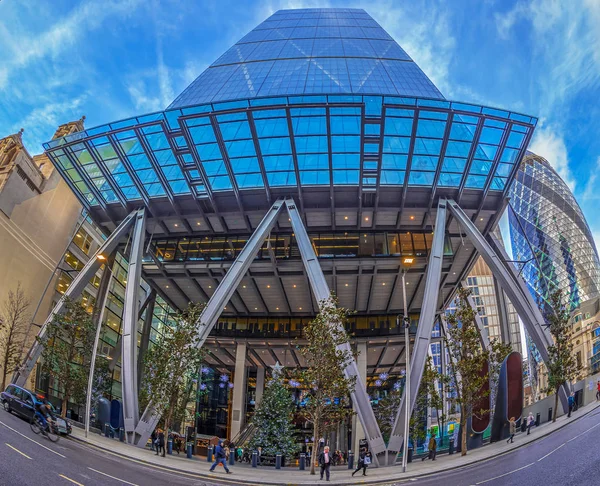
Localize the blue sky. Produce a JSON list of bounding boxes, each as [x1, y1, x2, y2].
[[1, 0, 599, 247]]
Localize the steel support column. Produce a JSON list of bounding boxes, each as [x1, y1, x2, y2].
[[446, 199, 570, 412], [137, 289, 157, 393], [285, 198, 387, 465], [133, 198, 286, 447], [388, 199, 447, 460], [121, 209, 147, 444], [493, 276, 513, 346], [13, 209, 141, 387]]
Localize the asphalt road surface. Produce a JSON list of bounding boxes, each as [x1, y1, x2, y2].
[[390, 405, 600, 486], [0, 407, 231, 486], [1, 403, 599, 486]]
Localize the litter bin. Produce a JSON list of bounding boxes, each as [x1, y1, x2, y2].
[[299, 453, 306, 470], [536, 413, 541, 427], [348, 451, 354, 469], [407, 448, 413, 463], [449, 441, 455, 455], [548, 408, 553, 423], [520, 420, 527, 433]]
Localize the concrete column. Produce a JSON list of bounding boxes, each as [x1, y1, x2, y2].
[[353, 341, 367, 454], [255, 366, 265, 406], [230, 342, 247, 440]]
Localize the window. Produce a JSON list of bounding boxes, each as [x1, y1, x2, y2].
[[64, 251, 84, 271], [74, 228, 93, 255]]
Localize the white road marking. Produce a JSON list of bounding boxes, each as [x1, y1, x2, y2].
[[88, 467, 139, 485], [475, 462, 535, 484], [567, 421, 600, 442], [0, 420, 66, 458], [537, 443, 565, 462], [58, 474, 85, 485], [5, 442, 32, 459]]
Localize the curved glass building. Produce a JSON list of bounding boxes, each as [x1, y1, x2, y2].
[[34, 8, 540, 453], [508, 152, 600, 311]]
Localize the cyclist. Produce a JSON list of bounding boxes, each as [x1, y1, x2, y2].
[[35, 395, 55, 434]]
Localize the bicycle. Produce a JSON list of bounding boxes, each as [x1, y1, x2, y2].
[[30, 415, 60, 443]]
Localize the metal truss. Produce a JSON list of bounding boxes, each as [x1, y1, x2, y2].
[[13, 209, 142, 387], [121, 209, 147, 444], [387, 199, 447, 460], [285, 199, 387, 465], [446, 199, 570, 412]]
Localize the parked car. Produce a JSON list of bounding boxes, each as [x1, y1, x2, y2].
[[1, 384, 71, 435]]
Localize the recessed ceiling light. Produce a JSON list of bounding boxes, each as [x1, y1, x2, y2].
[[197, 222, 201, 226], [365, 216, 369, 221], [480, 218, 484, 221], [345, 283, 349, 287], [255, 307, 258, 310], [382, 282, 386, 286], [299, 307, 302, 310], [276, 307, 279, 310], [267, 285, 271, 288], [208, 285, 212, 288], [406, 282, 409, 285], [453, 272, 456, 275], [166, 285, 169, 288], [344, 216, 348, 220], [224, 307, 227, 310], [293, 284, 297, 288], [174, 224, 178, 227], [410, 215, 415, 220], [243, 285, 246, 288]]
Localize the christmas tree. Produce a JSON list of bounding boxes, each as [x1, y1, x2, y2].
[[248, 362, 299, 459]]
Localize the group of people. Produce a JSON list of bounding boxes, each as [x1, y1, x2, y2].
[[150, 429, 185, 457]]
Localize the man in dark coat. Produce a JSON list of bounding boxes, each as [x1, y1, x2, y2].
[[156, 429, 165, 457], [318, 445, 332, 481], [209, 440, 231, 474]]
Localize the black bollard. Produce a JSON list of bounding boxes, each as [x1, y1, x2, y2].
[[104, 423, 110, 438], [119, 427, 125, 442], [167, 439, 173, 455], [187, 443, 193, 459], [207, 446, 213, 462], [229, 450, 235, 466], [299, 453, 306, 470], [348, 451, 354, 469], [252, 451, 258, 468], [276, 453, 282, 469]]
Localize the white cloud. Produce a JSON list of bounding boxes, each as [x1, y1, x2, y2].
[[528, 122, 576, 191], [582, 157, 600, 201]]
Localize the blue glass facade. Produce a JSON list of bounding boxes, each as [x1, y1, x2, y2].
[[169, 8, 442, 108], [508, 152, 600, 311]]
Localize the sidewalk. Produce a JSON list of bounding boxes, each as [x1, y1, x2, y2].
[[69, 400, 600, 486]]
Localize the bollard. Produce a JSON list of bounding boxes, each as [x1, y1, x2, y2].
[[229, 450, 235, 466], [207, 446, 213, 462], [167, 439, 173, 455], [119, 427, 125, 442], [252, 451, 258, 468], [104, 423, 110, 438], [348, 451, 354, 470], [299, 453, 306, 470], [276, 453, 282, 469], [536, 412, 541, 427], [187, 443, 193, 459], [449, 441, 454, 455]]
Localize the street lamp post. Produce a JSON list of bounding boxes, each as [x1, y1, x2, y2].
[[401, 269, 410, 473]]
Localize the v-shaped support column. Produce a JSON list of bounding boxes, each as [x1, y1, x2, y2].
[[133, 198, 286, 447], [387, 199, 447, 461], [285, 199, 387, 465], [13, 209, 142, 388]]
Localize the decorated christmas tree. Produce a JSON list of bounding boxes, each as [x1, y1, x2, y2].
[[248, 362, 299, 459]]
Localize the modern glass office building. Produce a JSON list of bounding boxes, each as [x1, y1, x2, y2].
[[508, 152, 600, 312], [29, 8, 545, 457]]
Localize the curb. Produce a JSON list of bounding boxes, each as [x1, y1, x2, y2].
[[68, 403, 600, 486]]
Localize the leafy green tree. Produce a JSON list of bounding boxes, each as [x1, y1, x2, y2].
[[374, 385, 401, 445], [295, 297, 356, 475], [445, 288, 510, 456], [544, 289, 581, 422], [91, 355, 113, 423], [0, 283, 29, 391], [141, 303, 206, 438], [37, 297, 96, 417], [248, 363, 298, 458]]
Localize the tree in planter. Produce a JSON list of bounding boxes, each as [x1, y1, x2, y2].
[[37, 297, 96, 417], [248, 363, 298, 460], [141, 302, 206, 440], [444, 287, 511, 456], [295, 297, 356, 475], [0, 283, 30, 391], [544, 289, 581, 422]]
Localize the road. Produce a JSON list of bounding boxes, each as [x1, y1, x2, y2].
[[0, 407, 233, 486], [394, 406, 600, 486], [1, 404, 600, 486]]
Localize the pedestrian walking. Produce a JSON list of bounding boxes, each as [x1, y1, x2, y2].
[[507, 417, 516, 443], [156, 429, 165, 457], [422, 433, 437, 461], [596, 381, 600, 400], [352, 447, 368, 477], [150, 430, 156, 451], [209, 440, 232, 474], [527, 412, 535, 435], [318, 445, 333, 481], [568, 392, 575, 417]]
